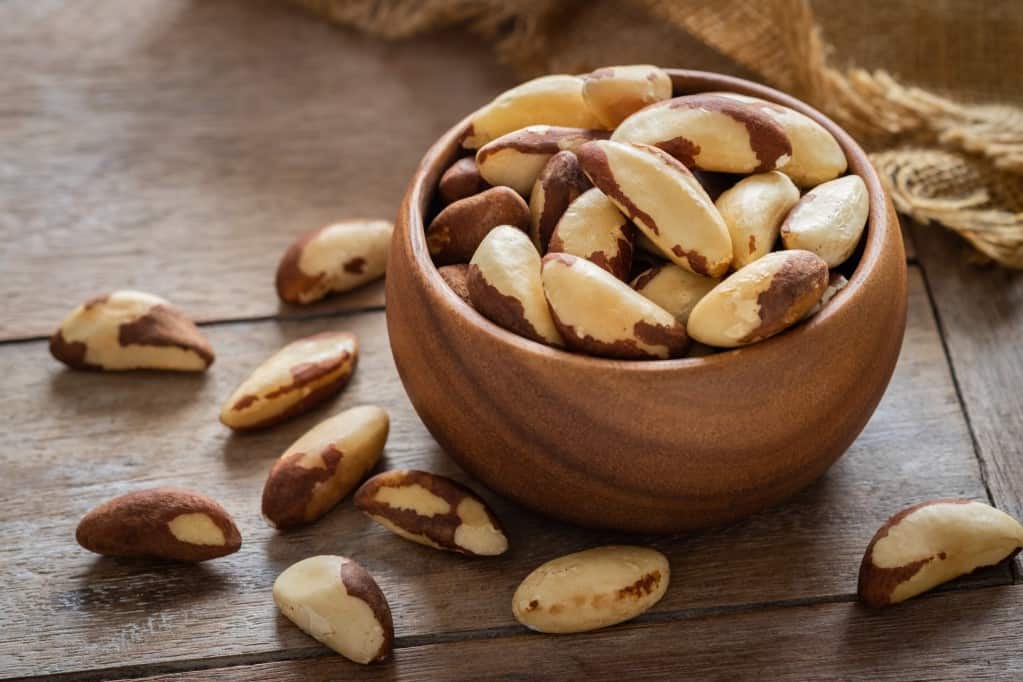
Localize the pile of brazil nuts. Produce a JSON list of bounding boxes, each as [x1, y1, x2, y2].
[[428, 65, 869, 359], [44, 65, 1023, 669]]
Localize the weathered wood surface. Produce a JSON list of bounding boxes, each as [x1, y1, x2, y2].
[[912, 222, 1023, 533], [0, 270, 1006, 680], [128, 584, 1023, 681], [0, 0, 513, 341], [1, 0, 1020, 679]]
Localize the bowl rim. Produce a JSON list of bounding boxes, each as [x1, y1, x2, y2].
[[400, 68, 895, 371]]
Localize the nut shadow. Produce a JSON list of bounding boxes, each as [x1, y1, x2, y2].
[[58, 557, 231, 615], [47, 367, 210, 419]]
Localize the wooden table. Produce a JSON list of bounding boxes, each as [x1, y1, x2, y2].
[[3, 2, 1021, 679]]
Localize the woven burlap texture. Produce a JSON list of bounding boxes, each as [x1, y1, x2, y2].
[[293, 0, 1023, 268]]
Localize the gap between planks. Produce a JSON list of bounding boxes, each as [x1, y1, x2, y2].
[[0, 303, 388, 347], [911, 243, 1014, 581], [0, 589, 956, 681], [0, 244, 920, 348], [21, 580, 1016, 682]]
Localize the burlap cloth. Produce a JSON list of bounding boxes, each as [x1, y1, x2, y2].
[[291, 0, 1023, 268]]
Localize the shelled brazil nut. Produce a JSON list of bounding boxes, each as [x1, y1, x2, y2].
[[354, 469, 509, 556], [426, 65, 866, 360], [528, 150, 591, 252], [467, 225, 564, 347], [547, 187, 634, 280], [51, 290, 214, 372], [262, 405, 390, 529], [476, 126, 606, 196], [276, 219, 393, 305], [220, 331, 357, 430]]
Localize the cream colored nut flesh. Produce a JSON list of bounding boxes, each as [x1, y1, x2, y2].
[[274, 555, 394, 664], [427, 186, 530, 265], [50, 290, 214, 371], [858, 500, 1023, 608], [438, 156, 488, 204], [715, 171, 800, 268], [462, 74, 604, 149], [75, 487, 242, 561], [582, 64, 673, 129], [467, 226, 563, 347], [611, 93, 792, 174], [476, 126, 606, 196], [528, 150, 590, 252], [576, 140, 732, 277], [632, 263, 718, 325], [276, 219, 393, 305], [687, 250, 828, 348], [220, 331, 357, 431], [781, 175, 869, 267], [714, 92, 847, 187], [262, 406, 390, 529], [542, 252, 688, 360], [512, 546, 669, 634], [548, 188, 634, 280], [354, 469, 509, 556]]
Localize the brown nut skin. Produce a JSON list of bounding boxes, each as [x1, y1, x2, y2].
[[426, 186, 530, 265], [528, 150, 591, 253], [582, 64, 673, 129], [858, 499, 1023, 608], [220, 331, 358, 431], [262, 405, 390, 530], [512, 545, 670, 634], [437, 264, 471, 304], [687, 250, 828, 348], [577, 140, 733, 278], [713, 92, 848, 188], [476, 126, 607, 196], [612, 93, 792, 174], [76, 488, 242, 562], [354, 469, 509, 556], [51, 290, 214, 372], [276, 219, 393, 305], [541, 252, 689, 360], [548, 187, 634, 281], [273, 555, 394, 664], [462, 74, 604, 149], [438, 157, 489, 204], [467, 226, 563, 347]]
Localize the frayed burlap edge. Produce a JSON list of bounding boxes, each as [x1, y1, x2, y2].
[[290, 0, 1023, 268]]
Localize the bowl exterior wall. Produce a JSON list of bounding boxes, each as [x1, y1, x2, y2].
[[386, 70, 907, 533]]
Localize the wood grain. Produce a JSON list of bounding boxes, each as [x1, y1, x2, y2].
[[0, 0, 515, 341], [126, 584, 1023, 681], [0, 269, 1002, 679], [912, 222, 1023, 533]]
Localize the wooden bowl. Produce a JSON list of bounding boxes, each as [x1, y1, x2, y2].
[[386, 69, 907, 533]]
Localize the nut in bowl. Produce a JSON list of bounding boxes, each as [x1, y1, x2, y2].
[[387, 68, 907, 533]]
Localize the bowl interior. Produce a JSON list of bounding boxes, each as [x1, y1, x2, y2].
[[402, 68, 894, 371]]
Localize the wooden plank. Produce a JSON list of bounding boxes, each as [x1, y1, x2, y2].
[[0, 267, 999, 679], [124, 584, 1023, 681], [0, 0, 515, 340], [911, 221, 1023, 528]]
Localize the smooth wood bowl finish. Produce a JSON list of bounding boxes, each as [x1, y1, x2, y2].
[[386, 70, 907, 533]]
